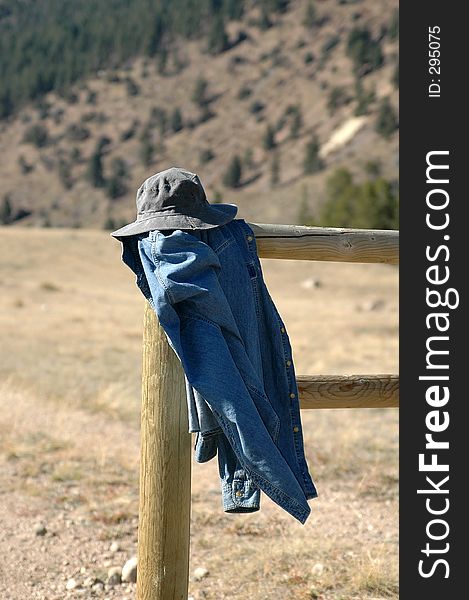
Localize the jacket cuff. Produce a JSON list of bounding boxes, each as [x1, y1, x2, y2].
[[221, 480, 260, 513]]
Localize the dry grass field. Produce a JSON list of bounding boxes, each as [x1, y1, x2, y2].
[[0, 225, 398, 599]]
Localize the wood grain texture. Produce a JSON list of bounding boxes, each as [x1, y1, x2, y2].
[[249, 223, 399, 265], [297, 374, 399, 408], [137, 302, 191, 600]]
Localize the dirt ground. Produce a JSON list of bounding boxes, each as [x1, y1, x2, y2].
[[0, 226, 398, 599]]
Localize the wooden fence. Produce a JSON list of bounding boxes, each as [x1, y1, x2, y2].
[[136, 223, 399, 600]]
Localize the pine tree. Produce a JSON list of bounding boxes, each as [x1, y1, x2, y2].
[[223, 156, 242, 188], [258, 7, 272, 30], [192, 78, 209, 108], [200, 148, 215, 164], [327, 86, 347, 115], [0, 89, 13, 119], [106, 177, 126, 199], [346, 27, 383, 75], [263, 124, 276, 151], [354, 79, 375, 116], [126, 77, 140, 97], [106, 157, 129, 198], [289, 105, 302, 139], [225, 0, 244, 20], [18, 155, 34, 175], [270, 151, 280, 187], [303, 135, 323, 174], [157, 47, 168, 75], [23, 124, 49, 148], [97, 136, 112, 153], [375, 97, 398, 139], [87, 151, 105, 188], [111, 157, 128, 179], [139, 136, 154, 167], [157, 110, 167, 135], [266, 0, 289, 13], [388, 9, 399, 41], [103, 215, 116, 230], [303, 1, 317, 29], [364, 160, 381, 178], [208, 13, 229, 55], [146, 13, 164, 57], [0, 194, 13, 225], [171, 107, 183, 133], [58, 159, 73, 189]]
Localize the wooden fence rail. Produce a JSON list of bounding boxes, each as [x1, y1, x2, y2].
[[251, 223, 399, 264], [136, 223, 399, 600], [298, 374, 399, 409]]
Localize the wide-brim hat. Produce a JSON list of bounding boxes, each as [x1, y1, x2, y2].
[[111, 166, 237, 238]]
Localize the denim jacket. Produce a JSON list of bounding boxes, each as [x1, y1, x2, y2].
[[118, 219, 317, 523]]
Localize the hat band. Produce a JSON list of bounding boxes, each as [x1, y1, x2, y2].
[[136, 211, 194, 221]]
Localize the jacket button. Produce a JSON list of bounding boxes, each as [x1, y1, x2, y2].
[[247, 235, 253, 242], [280, 327, 285, 333], [235, 491, 243, 497], [286, 360, 292, 367], [290, 393, 296, 399], [293, 426, 299, 433]]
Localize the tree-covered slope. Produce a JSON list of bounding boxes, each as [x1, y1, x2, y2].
[[1, 0, 291, 118]]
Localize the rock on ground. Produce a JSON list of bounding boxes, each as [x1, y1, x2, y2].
[[121, 556, 138, 583], [193, 566, 209, 581]]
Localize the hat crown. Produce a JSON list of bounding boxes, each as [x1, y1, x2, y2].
[[137, 167, 207, 216], [110, 165, 237, 237]]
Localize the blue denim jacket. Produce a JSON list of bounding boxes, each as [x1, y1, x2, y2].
[[118, 219, 317, 523]]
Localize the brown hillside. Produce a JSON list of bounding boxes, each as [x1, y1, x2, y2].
[[0, 0, 398, 230]]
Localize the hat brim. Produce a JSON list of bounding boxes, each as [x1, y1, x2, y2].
[[110, 203, 238, 238]]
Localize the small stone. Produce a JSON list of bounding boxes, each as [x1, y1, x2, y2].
[[91, 581, 105, 594], [109, 541, 120, 553], [34, 523, 47, 536], [83, 576, 96, 588], [311, 562, 324, 577], [80, 566, 86, 574], [360, 299, 386, 312], [65, 578, 79, 590], [301, 277, 322, 290], [193, 567, 209, 581], [121, 556, 138, 583], [107, 566, 122, 586]]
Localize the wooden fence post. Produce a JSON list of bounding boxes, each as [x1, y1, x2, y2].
[[134, 223, 399, 599], [137, 301, 191, 600]]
